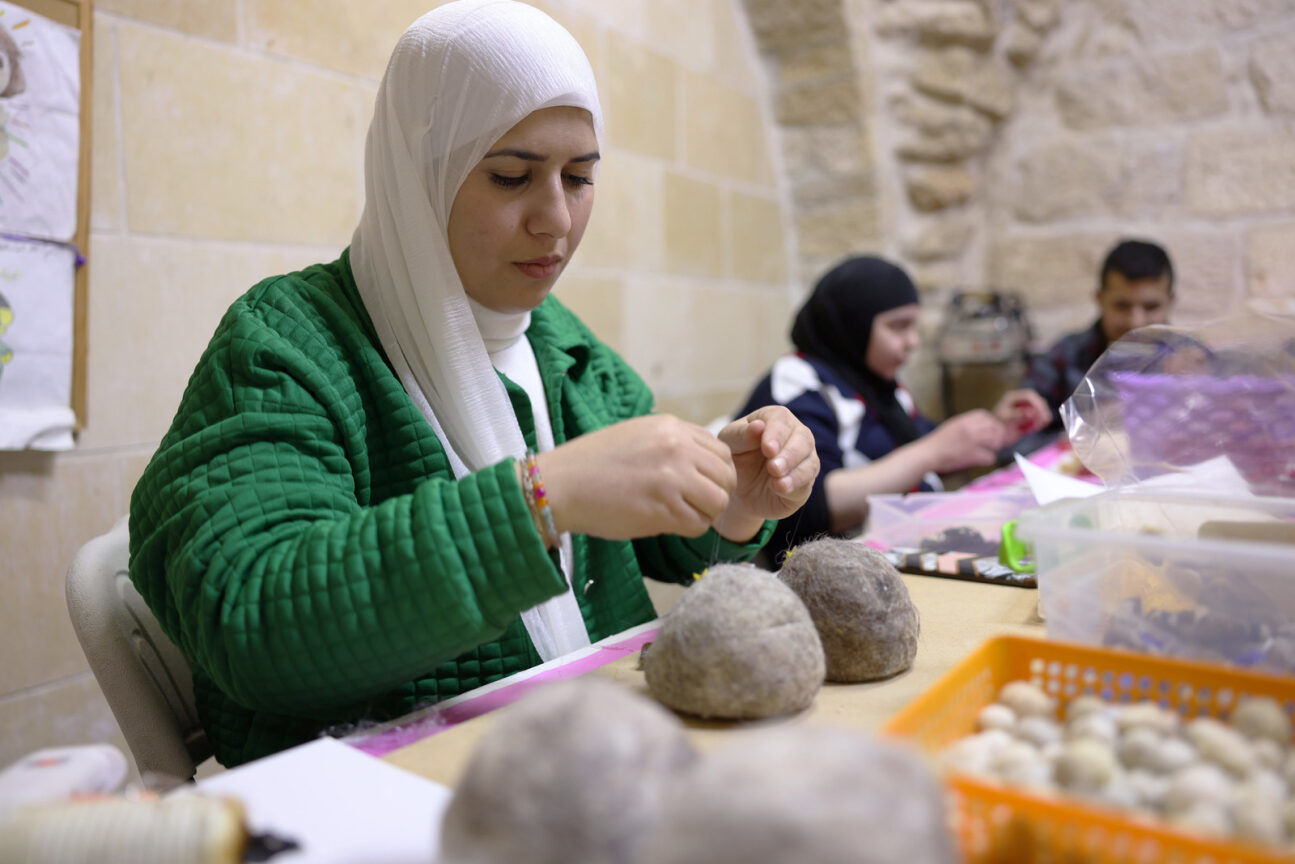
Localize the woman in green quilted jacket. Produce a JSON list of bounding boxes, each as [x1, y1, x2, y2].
[[128, 0, 820, 767]]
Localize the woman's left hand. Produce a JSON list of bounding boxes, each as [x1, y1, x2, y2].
[[711, 406, 820, 542]]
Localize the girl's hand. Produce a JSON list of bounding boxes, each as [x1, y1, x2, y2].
[[993, 389, 1052, 441], [921, 409, 1007, 474]]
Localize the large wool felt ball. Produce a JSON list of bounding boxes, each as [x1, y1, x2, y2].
[[439, 678, 696, 864], [778, 538, 919, 682], [631, 725, 958, 864], [643, 563, 825, 719]]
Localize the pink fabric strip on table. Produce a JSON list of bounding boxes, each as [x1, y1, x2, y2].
[[349, 626, 660, 757], [963, 437, 1074, 492]]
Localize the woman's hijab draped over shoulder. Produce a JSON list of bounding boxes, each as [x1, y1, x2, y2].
[[790, 256, 923, 445], [350, 0, 603, 476]]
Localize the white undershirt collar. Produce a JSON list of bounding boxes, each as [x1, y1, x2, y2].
[[468, 295, 530, 355]]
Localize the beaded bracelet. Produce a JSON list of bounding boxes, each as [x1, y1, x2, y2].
[[517, 457, 538, 533], [522, 451, 560, 548]]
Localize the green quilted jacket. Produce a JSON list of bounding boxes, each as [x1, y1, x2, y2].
[[128, 250, 771, 767]]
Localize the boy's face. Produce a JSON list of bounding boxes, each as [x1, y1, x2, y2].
[[1097, 272, 1173, 344]]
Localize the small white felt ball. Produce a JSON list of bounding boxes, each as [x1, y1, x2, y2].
[[942, 729, 1013, 778], [1283, 749, 1295, 789], [1065, 695, 1107, 723], [1234, 783, 1285, 846], [1251, 738, 1285, 772], [1055, 739, 1119, 795], [1067, 712, 1118, 748], [998, 681, 1056, 719], [1163, 763, 1234, 815], [1126, 769, 1170, 810], [1118, 726, 1163, 771], [1117, 702, 1179, 737], [1016, 715, 1063, 748], [991, 740, 1052, 789], [977, 703, 1016, 733], [1146, 737, 1198, 775], [1186, 717, 1256, 777], [1231, 696, 1292, 745], [1241, 767, 1289, 802]]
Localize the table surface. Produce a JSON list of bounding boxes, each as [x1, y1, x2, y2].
[[380, 572, 1046, 786]]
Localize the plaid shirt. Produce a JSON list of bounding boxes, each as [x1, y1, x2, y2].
[[1024, 319, 1107, 433]]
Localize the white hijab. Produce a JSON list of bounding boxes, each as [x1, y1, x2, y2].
[[350, 0, 603, 660]]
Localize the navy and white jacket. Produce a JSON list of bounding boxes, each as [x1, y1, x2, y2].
[[737, 353, 940, 558]]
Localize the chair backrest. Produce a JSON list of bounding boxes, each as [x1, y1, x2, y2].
[[65, 516, 212, 782]]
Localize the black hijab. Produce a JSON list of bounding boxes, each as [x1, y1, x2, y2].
[[790, 256, 923, 445]]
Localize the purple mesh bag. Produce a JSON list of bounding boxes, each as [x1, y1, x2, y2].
[[1110, 372, 1295, 496]]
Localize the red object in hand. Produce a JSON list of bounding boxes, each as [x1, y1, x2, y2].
[[1010, 398, 1037, 435]]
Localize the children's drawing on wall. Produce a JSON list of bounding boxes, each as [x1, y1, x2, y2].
[[0, 289, 12, 380], [0, 2, 80, 238], [0, 3, 80, 451], [0, 238, 75, 449], [0, 21, 27, 161]]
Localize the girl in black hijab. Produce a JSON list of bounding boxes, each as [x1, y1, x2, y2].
[[737, 255, 1049, 559]]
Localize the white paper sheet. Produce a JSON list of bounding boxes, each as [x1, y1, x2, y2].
[[0, 2, 81, 240], [0, 236, 74, 450], [192, 737, 452, 864], [1015, 452, 1104, 506]]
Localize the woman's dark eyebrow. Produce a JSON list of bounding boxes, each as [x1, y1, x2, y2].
[[483, 148, 601, 163]]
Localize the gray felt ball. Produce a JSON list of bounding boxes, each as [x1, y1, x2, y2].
[[778, 538, 919, 682], [439, 678, 697, 864], [643, 562, 825, 719], [631, 725, 958, 864]]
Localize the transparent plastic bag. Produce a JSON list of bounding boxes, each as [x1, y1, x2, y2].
[[1061, 311, 1295, 496]]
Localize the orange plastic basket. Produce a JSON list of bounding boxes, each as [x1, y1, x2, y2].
[[883, 635, 1295, 864]]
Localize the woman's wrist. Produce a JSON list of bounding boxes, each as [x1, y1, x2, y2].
[[712, 507, 766, 544], [907, 433, 943, 477]]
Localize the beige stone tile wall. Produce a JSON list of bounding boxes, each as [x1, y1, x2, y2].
[[975, 1, 1295, 346], [0, 0, 796, 771]]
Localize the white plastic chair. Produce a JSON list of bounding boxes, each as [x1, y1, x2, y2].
[[65, 516, 211, 782]]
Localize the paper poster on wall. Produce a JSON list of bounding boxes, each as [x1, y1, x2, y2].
[[0, 0, 81, 241], [0, 236, 75, 450]]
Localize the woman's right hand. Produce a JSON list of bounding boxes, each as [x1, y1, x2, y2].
[[919, 409, 1007, 474], [534, 414, 738, 541]]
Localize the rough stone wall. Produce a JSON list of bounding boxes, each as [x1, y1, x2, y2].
[[743, 0, 1295, 413], [741, 0, 884, 287], [983, 0, 1295, 347]]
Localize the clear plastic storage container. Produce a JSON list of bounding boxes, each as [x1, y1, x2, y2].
[[862, 489, 1038, 554], [1017, 490, 1295, 675]]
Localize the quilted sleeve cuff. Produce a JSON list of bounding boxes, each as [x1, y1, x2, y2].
[[416, 459, 570, 630]]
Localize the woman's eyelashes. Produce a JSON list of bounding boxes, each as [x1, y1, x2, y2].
[[488, 172, 527, 189], [487, 171, 594, 190]]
